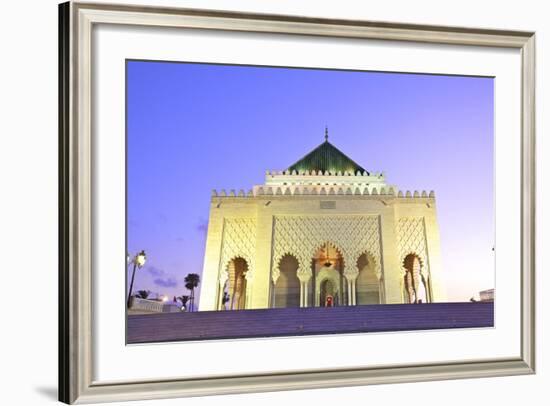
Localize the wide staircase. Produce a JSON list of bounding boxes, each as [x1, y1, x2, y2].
[[128, 302, 494, 344]]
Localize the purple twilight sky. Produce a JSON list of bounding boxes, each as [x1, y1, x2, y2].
[[127, 60, 494, 304]]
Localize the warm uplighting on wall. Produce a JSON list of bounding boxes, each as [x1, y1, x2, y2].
[[324, 242, 333, 267]]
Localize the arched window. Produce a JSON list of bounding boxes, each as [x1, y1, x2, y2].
[[402, 254, 428, 303], [226, 257, 248, 310], [356, 253, 380, 305], [273, 255, 300, 308]]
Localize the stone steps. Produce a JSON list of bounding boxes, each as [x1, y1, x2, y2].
[[127, 302, 493, 344]]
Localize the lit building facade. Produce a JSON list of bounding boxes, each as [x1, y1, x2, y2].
[[199, 132, 446, 311]]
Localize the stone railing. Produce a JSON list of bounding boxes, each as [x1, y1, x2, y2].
[[130, 297, 181, 313]]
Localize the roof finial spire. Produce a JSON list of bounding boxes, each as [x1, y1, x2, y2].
[[325, 126, 329, 142]]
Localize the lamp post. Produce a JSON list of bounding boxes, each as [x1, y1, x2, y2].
[[127, 250, 146, 308]]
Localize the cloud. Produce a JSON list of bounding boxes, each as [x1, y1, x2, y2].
[[146, 265, 165, 277], [153, 277, 178, 288], [146, 265, 178, 288]]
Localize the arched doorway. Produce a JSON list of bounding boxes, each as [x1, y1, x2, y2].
[[402, 253, 428, 303], [273, 254, 300, 308], [320, 279, 336, 307], [226, 257, 248, 310], [356, 253, 380, 305], [311, 242, 345, 307]]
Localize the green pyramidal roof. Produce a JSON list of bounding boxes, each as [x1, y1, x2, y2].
[[286, 138, 368, 174]]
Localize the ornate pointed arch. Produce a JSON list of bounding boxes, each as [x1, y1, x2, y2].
[[310, 240, 345, 265], [400, 251, 429, 280], [271, 215, 381, 281], [397, 217, 430, 279], [271, 252, 304, 283], [401, 251, 425, 268], [354, 250, 382, 281], [219, 218, 256, 284], [401, 251, 430, 304]]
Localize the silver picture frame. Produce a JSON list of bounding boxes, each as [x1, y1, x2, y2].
[[58, 1, 536, 403]]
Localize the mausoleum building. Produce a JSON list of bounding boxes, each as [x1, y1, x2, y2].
[[199, 131, 446, 311]]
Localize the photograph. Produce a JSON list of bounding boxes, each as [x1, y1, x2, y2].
[[125, 60, 495, 344], [53, 2, 536, 403]]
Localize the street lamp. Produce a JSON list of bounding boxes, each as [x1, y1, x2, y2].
[[127, 250, 147, 308]]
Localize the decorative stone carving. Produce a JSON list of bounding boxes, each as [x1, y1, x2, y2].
[[219, 218, 256, 283], [396, 217, 429, 278], [271, 253, 307, 283], [271, 215, 382, 281], [297, 269, 312, 283]]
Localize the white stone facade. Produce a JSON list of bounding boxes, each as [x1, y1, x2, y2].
[[199, 170, 446, 311]]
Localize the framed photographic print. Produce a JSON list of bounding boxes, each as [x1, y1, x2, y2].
[[59, 1, 535, 404]]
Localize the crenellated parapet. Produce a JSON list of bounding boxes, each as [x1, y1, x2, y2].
[[211, 187, 435, 200], [264, 170, 387, 189]]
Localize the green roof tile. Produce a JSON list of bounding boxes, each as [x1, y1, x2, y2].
[[286, 136, 367, 174]]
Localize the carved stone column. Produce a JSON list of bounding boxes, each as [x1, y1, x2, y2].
[[420, 268, 431, 303], [344, 269, 359, 306], [374, 266, 385, 304], [298, 269, 312, 307], [270, 271, 279, 308], [398, 268, 407, 303], [244, 270, 254, 310]]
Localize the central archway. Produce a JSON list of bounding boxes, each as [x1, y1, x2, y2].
[[311, 242, 346, 307], [320, 279, 336, 307]]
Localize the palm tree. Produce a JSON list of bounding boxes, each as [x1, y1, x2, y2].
[[135, 289, 150, 299], [184, 273, 200, 311], [177, 295, 190, 311]]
